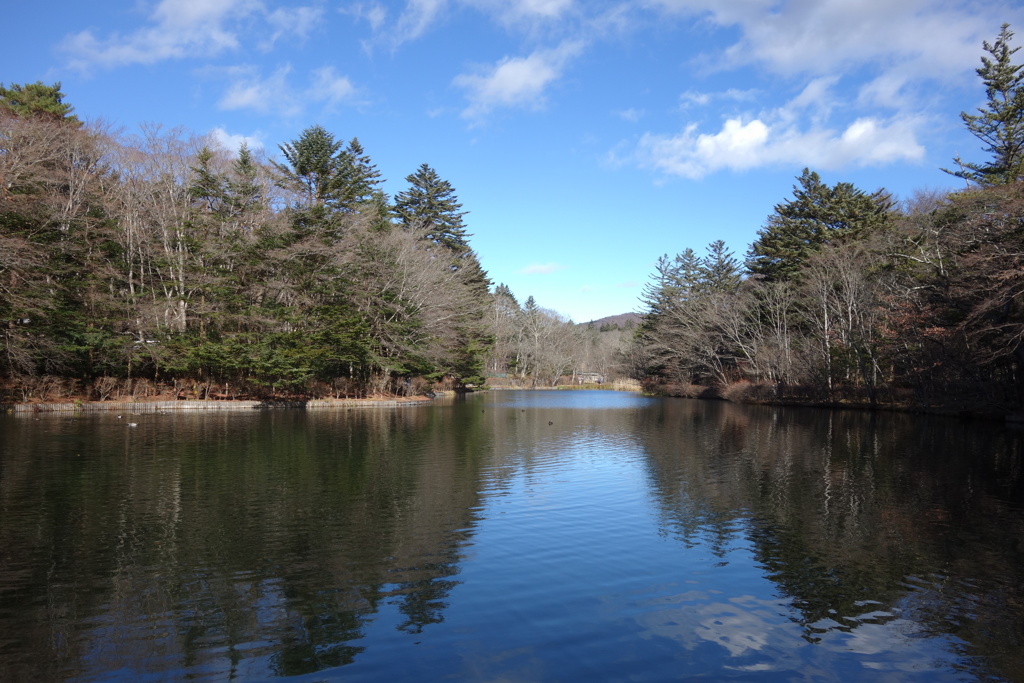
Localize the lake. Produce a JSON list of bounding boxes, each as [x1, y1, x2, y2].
[[1, 390, 1022, 681]]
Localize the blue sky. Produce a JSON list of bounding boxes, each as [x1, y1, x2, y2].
[[5, 0, 1024, 322]]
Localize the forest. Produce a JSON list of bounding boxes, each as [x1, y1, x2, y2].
[[0, 81, 623, 403], [2, 25, 1023, 415], [627, 25, 1024, 416]]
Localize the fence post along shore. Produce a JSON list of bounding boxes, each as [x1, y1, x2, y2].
[[3, 398, 432, 414]]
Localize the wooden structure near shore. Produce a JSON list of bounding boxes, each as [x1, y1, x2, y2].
[[2, 398, 432, 414]]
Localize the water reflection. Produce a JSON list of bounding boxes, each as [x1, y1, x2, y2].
[[0, 406, 490, 680], [1, 393, 1022, 681], [636, 399, 1024, 678]]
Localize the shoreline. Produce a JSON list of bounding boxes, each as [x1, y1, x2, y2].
[[9, 391, 1017, 424], [2, 396, 435, 414]]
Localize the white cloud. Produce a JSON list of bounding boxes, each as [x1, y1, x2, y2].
[[454, 40, 584, 120], [345, 2, 389, 31], [638, 113, 925, 179], [788, 77, 839, 116], [219, 65, 298, 115], [632, 0, 985, 183], [616, 108, 644, 122], [506, 0, 573, 19], [63, 0, 260, 69], [154, 0, 256, 28], [310, 66, 357, 105], [263, 5, 326, 50], [392, 0, 449, 46], [373, 0, 574, 45], [856, 68, 920, 111], [680, 88, 759, 109], [217, 64, 358, 116], [464, 0, 574, 26], [646, 0, 774, 26], [521, 263, 567, 274], [651, 0, 1023, 84], [210, 127, 264, 154], [62, 0, 331, 70], [680, 90, 711, 107]]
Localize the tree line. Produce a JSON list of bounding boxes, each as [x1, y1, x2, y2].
[[628, 25, 1024, 415], [0, 79, 632, 402], [1, 83, 497, 401], [484, 286, 632, 387], [5, 23, 1021, 411]]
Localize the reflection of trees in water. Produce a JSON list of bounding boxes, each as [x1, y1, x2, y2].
[[0, 406, 491, 679], [3, 397, 1022, 679], [635, 399, 1024, 677]]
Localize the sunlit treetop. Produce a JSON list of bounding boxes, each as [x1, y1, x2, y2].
[[0, 81, 79, 124]]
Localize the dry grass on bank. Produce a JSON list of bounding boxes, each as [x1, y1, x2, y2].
[[646, 378, 1013, 418], [2, 374, 448, 405]]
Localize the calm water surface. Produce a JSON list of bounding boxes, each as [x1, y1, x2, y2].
[[1, 391, 1023, 681]]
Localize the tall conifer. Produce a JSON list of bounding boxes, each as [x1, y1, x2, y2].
[[746, 168, 892, 282], [394, 163, 470, 254], [946, 24, 1024, 185]]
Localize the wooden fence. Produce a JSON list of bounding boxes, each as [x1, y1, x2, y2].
[[2, 398, 430, 414]]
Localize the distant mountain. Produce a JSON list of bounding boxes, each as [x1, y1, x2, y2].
[[579, 312, 642, 329]]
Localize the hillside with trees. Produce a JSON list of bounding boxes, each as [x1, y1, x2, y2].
[[627, 24, 1024, 417], [482, 288, 632, 387]]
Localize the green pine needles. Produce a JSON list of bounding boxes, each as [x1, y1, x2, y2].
[[946, 23, 1024, 186]]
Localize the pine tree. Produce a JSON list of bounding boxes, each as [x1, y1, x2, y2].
[[494, 283, 519, 310], [225, 143, 264, 232], [274, 125, 346, 208], [746, 168, 893, 282], [946, 24, 1024, 185], [337, 137, 383, 211], [189, 147, 227, 218], [446, 251, 493, 385], [394, 163, 470, 254], [700, 240, 742, 293], [366, 190, 395, 232], [0, 81, 78, 123], [639, 249, 702, 320]]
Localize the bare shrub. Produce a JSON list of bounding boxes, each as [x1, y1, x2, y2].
[[329, 377, 358, 399], [658, 382, 707, 398], [434, 376, 456, 392], [720, 380, 779, 403], [408, 377, 431, 396], [91, 376, 119, 401]]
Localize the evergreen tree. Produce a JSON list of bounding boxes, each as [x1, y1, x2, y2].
[[946, 24, 1024, 185], [394, 163, 470, 254], [0, 81, 78, 123], [366, 190, 395, 232], [494, 283, 519, 310], [639, 249, 702, 320], [700, 240, 742, 293], [274, 125, 346, 208], [225, 143, 264, 232], [635, 241, 743, 385], [445, 251, 494, 385], [189, 147, 227, 218], [746, 168, 893, 282], [337, 137, 383, 211]]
